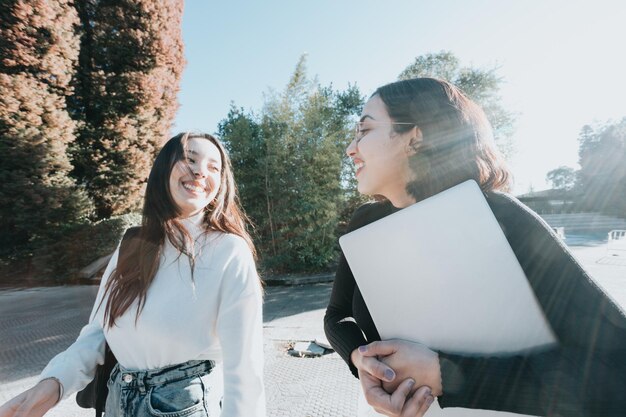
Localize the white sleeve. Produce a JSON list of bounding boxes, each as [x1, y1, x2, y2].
[[37, 244, 120, 400], [216, 241, 266, 417]]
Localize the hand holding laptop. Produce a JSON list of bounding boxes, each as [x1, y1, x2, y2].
[[352, 341, 437, 417], [370, 340, 442, 396]]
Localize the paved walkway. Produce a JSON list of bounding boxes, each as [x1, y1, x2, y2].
[[0, 243, 624, 417], [0, 283, 359, 417]]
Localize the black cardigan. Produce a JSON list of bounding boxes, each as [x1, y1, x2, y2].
[[324, 192, 626, 417]]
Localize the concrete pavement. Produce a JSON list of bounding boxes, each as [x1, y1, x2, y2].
[[0, 283, 359, 417], [0, 242, 624, 417]]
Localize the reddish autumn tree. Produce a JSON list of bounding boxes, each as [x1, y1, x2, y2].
[[70, 0, 185, 218], [0, 0, 93, 255]]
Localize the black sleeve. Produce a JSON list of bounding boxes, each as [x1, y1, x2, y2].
[[437, 194, 626, 416], [324, 203, 384, 378]]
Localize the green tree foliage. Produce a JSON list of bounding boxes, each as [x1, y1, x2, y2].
[[546, 166, 577, 191], [399, 51, 516, 158], [70, 0, 185, 218], [0, 0, 93, 256], [219, 56, 363, 273], [577, 120, 626, 215]]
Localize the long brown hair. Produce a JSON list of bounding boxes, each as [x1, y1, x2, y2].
[[101, 132, 257, 328], [374, 78, 511, 202]]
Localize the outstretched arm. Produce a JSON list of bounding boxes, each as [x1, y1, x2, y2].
[[0, 379, 60, 417]]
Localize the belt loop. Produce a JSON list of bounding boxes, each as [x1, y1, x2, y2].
[[137, 373, 147, 394]]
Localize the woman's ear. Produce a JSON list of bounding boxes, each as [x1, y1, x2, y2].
[[406, 127, 423, 156]]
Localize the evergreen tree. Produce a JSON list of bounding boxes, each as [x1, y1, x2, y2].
[[399, 51, 516, 158], [70, 0, 185, 218], [218, 106, 268, 245], [0, 0, 93, 255], [219, 56, 363, 273], [546, 166, 577, 191], [577, 119, 626, 215]]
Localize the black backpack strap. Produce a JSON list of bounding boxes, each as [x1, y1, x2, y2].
[[118, 226, 142, 256], [93, 343, 117, 416]]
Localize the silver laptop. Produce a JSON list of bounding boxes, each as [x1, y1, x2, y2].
[[339, 180, 556, 355]]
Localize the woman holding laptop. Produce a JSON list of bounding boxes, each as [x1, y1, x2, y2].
[[324, 78, 626, 417]]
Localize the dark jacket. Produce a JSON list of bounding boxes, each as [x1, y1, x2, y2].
[[324, 191, 626, 416]]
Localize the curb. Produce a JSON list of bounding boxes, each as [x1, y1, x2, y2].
[[263, 273, 334, 286]]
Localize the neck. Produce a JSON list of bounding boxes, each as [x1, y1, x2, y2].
[[386, 189, 416, 209], [382, 167, 417, 209], [180, 210, 206, 237]]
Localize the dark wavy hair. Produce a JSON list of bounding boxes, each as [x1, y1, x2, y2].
[[101, 132, 257, 328], [373, 78, 512, 202]]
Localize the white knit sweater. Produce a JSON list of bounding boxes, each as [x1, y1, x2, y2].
[[39, 213, 266, 417]]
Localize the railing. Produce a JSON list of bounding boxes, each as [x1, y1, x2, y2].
[[608, 230, 626, 256], [551, 227, 565, 239]]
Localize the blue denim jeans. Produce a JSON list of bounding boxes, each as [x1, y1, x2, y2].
[[105, 360, 222, 417]]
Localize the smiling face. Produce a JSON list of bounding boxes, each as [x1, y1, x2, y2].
[[346, 95, 417, 207], [168, 137, 222, 218]]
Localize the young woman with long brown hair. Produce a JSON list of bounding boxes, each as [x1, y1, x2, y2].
[[324, 78, 626, 417], [0, 132, 265, 417]]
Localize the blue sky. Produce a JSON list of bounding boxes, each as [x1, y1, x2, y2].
[[173, 0, 626, 193]]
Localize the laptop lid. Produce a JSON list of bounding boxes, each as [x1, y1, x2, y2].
[[339, 180, 556, 354]]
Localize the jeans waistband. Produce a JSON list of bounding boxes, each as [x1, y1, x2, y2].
[[111, 359, 215, 389]]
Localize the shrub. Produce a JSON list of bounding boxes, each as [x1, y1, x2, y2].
[[32, 213, 141, 282]]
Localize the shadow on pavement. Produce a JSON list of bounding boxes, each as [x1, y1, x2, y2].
[[263, 283, 332, 322]]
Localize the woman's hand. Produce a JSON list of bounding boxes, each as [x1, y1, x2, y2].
[[360, 340, 443, 396], [0, 379, 60, 417], [352, 346, 435, 416]]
